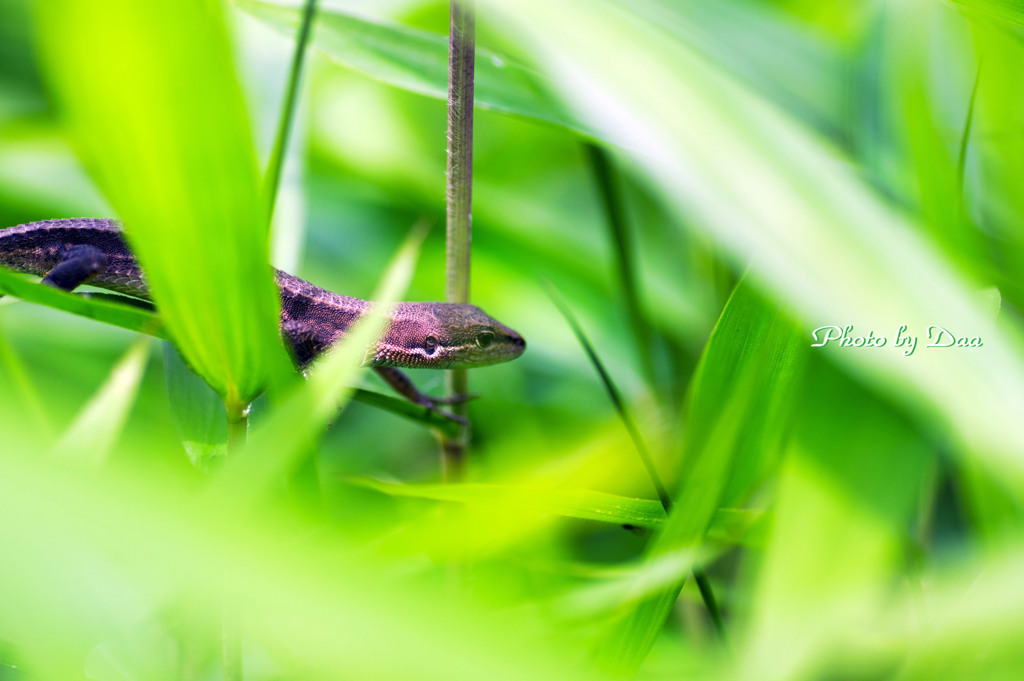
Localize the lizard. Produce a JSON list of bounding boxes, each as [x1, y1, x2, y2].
[[0, 218, 526, 421]]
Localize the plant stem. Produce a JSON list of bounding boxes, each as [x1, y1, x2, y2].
[[223, 400, 248, 681], [443, 0, 476, 479], [226, 401, 248, 454], [264, 0, 319, 223]]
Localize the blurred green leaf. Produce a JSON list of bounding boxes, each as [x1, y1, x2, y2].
[[347, 477, 768, 545], [948, 0, 1024, 26], [209, 223, 427, 509], [84, 631, 178, 681], [0, 442, 598, 681], [484, 0, 1024, 497], [962, 20, 1024, 310], [883, 1, 989, 273], [164, 342, 228, 471], [34, 0, 291, 408], [544, 279, 671, 508], [50, 339, 150, 470], [706, 508, 769, 548], [595, 279, 806, 674], [0, 313, 52, 437], [556, 548, 703, 621], [630, 0, 850, 138], [233, 0, 589, 135], [348, 477, 666, 527], [6, 1, 1024, 678], [741, 359, 933, 680]]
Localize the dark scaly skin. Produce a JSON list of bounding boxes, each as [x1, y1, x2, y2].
[[0, 218, 526, 414]]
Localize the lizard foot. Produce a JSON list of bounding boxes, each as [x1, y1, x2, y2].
[[429, 406, 469, 426], [427, 392, 480, 405]]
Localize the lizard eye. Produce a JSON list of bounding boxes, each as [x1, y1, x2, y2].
[[476, 331, 495, 349], [424, 336, 438, 355]]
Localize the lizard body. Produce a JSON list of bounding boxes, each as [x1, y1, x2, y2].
[[0, 218, 525, 417]]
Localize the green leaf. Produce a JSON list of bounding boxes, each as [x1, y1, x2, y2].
[[208, 223, 428, 509], [0, 436, 594, 681], [630, 0, 850, 138], [543, 279, 671, 508], [50, 339, 150, 470], [345, 477, 769, 545], [235, 0, 847, 144], [741, 360, 933, 680], [880, 2, 988, 274], [163, 343, 228, 471], [706, 508, 769, 548], [595, 279, 806, 674], [351, 388, 459, 439], [483, 0, 1024, 510], [0, 270, 164, 339], [0, 311, 53, 437], [947, 0, 1024, 26], [33, 0, 291, 408], [233, 0, 589, 136], [346, 477, 667, 528]]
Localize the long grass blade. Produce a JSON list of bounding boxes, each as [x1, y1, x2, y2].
[[347, 477, 667, 528], [346, 476, 768, 544], [543, 280, 671, 511], [34, 0, 292, 408], [482, 0, 1024, 497], [0, 316, 53, 437], [50, 339, 150, 470], [164, 342, 228, 471], [594, 279, 806, 674], [0, 444, 596, 681], [956, 59, 983, 201], [0, 271, 164, 339], [263, 0, 319, 221], [585, 144, 656, 387], [208, 222, 429, 510], [740, 361, 933, 681], [233, 0, 584, 135]]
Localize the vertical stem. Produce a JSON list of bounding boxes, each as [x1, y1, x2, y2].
[[226, 401, 248, 453], [222, 400, 248, 681], [264, 0, 319, 223], [443, 0, 476, 479]]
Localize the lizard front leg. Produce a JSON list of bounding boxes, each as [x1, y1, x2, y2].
[[41, 244, 108, 291], [374, 366, 470, 425], [281, 318, 328, 370], [282, 320, 468, 425]]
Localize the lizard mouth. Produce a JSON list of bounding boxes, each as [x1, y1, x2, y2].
[[508, 331, 527, 356], [444, 329, 526, 369]]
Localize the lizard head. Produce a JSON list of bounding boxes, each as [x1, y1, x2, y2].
[[369, 302, 526, 369]]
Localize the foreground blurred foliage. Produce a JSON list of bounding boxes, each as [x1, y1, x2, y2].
[[2, 0, 1024, 679]]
